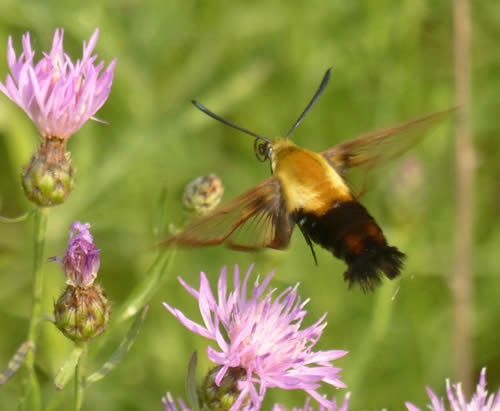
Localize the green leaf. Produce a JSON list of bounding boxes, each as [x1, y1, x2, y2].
[[0, 209, 35, 223], [54, 345, 84, 390], [186, 352, 200, 411], [0, 342, 34, 385], [86, 305, 149, 384]]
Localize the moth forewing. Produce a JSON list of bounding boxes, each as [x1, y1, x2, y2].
[[164, 177, 294, 250]]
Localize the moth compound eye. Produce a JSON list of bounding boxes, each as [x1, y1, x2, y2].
[[254, 140, 269, 162], [258, 143, 267, 156]]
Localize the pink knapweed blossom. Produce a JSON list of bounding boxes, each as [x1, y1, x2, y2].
[[163, 265, 348, 411], [162, 393, 191, 411], [51, 221, 100, 288], [406, 368, 500, 411], [0, 28, 116, 139], [272, 392, 350, 411]]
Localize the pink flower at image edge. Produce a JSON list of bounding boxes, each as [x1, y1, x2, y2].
[[406, 368, 500, 411], [0, 28, 116, 139]]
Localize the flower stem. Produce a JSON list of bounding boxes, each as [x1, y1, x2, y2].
[[349, 280, 397, 392], [23, 207, 49, 411], [74, 342, 87, 411], [114, 248, 175, 324]]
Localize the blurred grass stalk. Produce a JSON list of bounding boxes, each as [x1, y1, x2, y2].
[[454, 0, 473, 395], [348, 280, 398, 393]]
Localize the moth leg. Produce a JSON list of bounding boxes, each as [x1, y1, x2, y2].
[[296, 221, 318, 266]]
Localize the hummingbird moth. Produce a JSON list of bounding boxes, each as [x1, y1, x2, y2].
[[164, 69, 453, 291]]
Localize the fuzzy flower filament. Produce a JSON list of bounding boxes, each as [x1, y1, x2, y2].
[[272, 392, 350, 411], [162, 393, 191, 411], [52, 221, 100, 287], [163, 265, 348, 410]]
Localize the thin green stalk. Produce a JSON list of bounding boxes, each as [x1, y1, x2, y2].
[[74, 343, 87, 411], [23, 207, 49, 411], [348, 280, 397, 391], [114, 248, 175, 325]]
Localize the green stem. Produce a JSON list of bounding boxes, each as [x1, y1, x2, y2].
[[74, 343, 87, 411], [349, 281, 397, 391], [23, 207, 49, 411], [114, 248, 175, 324]]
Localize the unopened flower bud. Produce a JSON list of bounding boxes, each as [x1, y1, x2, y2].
[[200, 366, 246, 411], [183, 174, 224, 215], [22, 138, 74, 207], [54, 284, 110, 342]]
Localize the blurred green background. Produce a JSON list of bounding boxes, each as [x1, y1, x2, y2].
[[0, 0, 499, 410]]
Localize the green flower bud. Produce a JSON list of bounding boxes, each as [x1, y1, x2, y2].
[[183, 174, 224, 215], [22, 138, 74, 207], [200, 366, 246, 411], [54, 284, 110, 342]]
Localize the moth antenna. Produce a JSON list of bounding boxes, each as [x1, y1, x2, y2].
[[285, 68, 332, 139], [192, 100, 271, 143]]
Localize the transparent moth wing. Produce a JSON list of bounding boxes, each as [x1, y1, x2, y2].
[[164, 177, 294, 250], [322, 107, 456, 175]]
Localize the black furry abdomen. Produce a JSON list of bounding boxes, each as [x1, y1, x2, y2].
[[294, 201, 405, 292]]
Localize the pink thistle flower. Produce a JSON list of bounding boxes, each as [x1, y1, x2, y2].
[[0, 28, 116, 139], [162, 393, 191, 411], [163, 265, 348, 411], [51, 221, 100, 288], [405, 368, 500, 411], [272, 392, 350, 411]]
